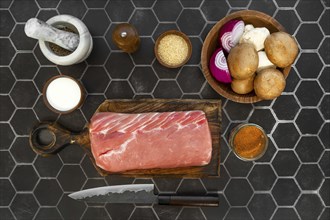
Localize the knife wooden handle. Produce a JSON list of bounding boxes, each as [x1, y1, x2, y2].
[[158, 195, 219, 207]]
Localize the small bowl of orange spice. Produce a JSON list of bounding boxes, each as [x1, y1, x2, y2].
[[229, 123, 268, 161], [154, 30, 192, 68]]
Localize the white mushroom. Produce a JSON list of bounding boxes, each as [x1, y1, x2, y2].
[[257, 51, 275, 73], [244, 24, 254, 32], [239, 27, 270, 51]]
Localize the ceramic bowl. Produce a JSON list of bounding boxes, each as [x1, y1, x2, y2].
[[39, 14, 93, 66]]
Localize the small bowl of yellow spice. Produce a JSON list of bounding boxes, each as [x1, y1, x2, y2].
[[155, 30, 192, 68]]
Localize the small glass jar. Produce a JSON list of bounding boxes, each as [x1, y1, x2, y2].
[[229, 123, 268, 161], [112, 23, 140, 53]]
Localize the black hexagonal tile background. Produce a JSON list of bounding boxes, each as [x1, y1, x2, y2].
[[10, 165, 39, 191], [274, 10, 300, 35], [131, 37, 155, 65], [296, 164, 324, 190], [296, 81, 323, 106], [177, 9, 205, 35], [319, 37, 330, 65], [296, 0, 324, 21], [37, 8, 58, 21], [86, 38, 110, 65], [272, 208, 300, 220], [296, 194, 324, 220], [153, 0, 182, 22], [319, 123, 329, 148], [319, 151, 330, 177], [272, 123, 300, 149], [248, 164, 276, 191], [129, 66, 158, 93], [57, 193, 86, 219], [10, 81, 39, 108], [11, 53, 39, 80], [0, 95, 15, 121], [296, 108, 324, 134], [296, 53, 323, 79], [0, 67, 15, 94], [248, 194, 276, 220], [10, 137, 36, 163], [10, 0, 39, 22], [10, 193, 39, 220], [296, 23, 323, 49], [224, 179, 253, 206], [272, 178, 301, 206], [0, 38, 15, 65], [82, 66, 110, 93], [130, 9, 158, 36], [0, 123, 15, 150], [57, 0, 86, 19], [226, 207, 253, 220], [10, 24, 37, 50], [295, 136, 324, 163], [320, 179, 329, 206], [0, 10, 15, 37], [320, 208, 330, 220], [83, 9, 110, 36], [249, 109, 276, 134], [105, 52, 134, 79], [224, 152, 253, 177], [34, 179, 62, 206], [0, 0, 328, 219], [106, 0, 134, 22], [201, 0, 229, 22], [320, 9, 330, 35], [249, 0, 277, 16], [272, 95, 299, 120], [0, 179, 15, 206], [34, 208, 62, 220], [272, 150, 300, 176]]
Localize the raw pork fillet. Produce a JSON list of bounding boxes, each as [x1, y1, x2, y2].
[[89, 111, 212, 172]]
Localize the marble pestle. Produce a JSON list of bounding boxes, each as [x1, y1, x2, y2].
[[24, 18, 80, 51]]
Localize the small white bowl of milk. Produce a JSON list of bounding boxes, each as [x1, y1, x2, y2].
[[43, 75, 85, 114]]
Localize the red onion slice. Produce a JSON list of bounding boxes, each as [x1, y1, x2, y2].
[[209, 48, 232, 83], [219, 20, 245, 53]]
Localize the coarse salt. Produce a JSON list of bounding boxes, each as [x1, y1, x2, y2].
[[157, 34, 189, 66]]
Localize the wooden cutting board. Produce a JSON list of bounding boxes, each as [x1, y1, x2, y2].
[[30, 99, 221, 177]]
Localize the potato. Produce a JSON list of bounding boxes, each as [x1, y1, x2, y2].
[[231, 76, 255, 94], [264, 32, 298, 68], [254, 68, 286, 100], [227, 43, 258, 80]]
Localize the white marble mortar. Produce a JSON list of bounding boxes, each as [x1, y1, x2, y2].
[[39, 15, 93, 66]]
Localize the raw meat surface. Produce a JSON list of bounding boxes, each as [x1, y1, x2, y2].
[[89, 111, 212, 172]]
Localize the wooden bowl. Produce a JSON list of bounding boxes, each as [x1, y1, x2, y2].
[[43, 75, 85, 114], [154, 30, 192, 68], [201, 10, 291, 103]]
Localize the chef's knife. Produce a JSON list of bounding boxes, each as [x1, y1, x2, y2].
[[68, 184, 219, 207]]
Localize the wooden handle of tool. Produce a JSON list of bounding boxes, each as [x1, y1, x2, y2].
[[29, 122, 89, 157], [158, 195, 219, 207]]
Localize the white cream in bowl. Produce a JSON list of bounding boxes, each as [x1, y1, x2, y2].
[[45, 77, 82, 112]]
